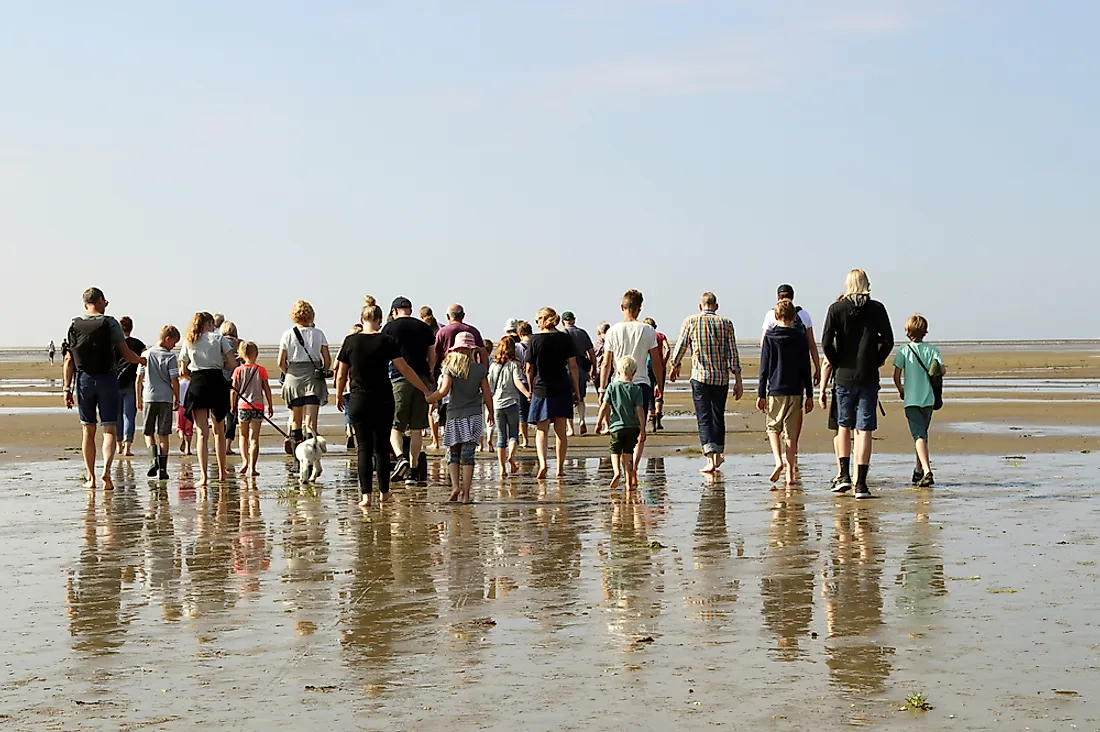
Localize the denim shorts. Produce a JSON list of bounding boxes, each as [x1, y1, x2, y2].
[[835, 382, 879, 432], [76, 372, 121, 426], [905, 406, 933, 441]]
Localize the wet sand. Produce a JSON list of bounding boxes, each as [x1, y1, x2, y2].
[[1, 453, 1098, 730]]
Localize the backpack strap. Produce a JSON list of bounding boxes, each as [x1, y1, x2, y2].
[[293, 327, 320, 370], [908, 344, 933, 376]]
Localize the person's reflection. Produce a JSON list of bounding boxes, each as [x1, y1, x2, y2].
[[183, 487, 237, 617], [760, 495, 815, 660], [689, 485, 740, 625], [895, 493, 946, 617], [823, 500, 893, 691], [600, 491, 665, 639], [233, 484, 270, 600], [66, 493, 126, 653], [280, 493, 330, 635], [529, 490, 588, 630], [144, 488, 183, 621]]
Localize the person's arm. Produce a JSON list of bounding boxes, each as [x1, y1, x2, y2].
[[426, 344, 437, 376], [820, 359, 833, 408], [223, 347, 237, 372], [821, 307, 838, 365], [171, 376, 181, 411], [335, 362, 348, 412], [802, 343, 814, 410], [806, 326, 821, 386], [729, 321, 743, 400], [426, 373, 453, 404], [596, 399, 611, 432], [481, 377, 495, 426], [669, 319, 690, 381], [117, 339, 145, 366], [394, 357, 431, 395], [63, 352, 75, 408], [757, 339, 770, 412], [648, 345, 664, 399], [636, 401, 647, 437], [893, 366, 904, 401], [278, 348, 288, 375], [525, 362, 536, 393], [321, 344, 332, 371], [600, 349, 615, 392], [513, 367, 531, 399], [135, 371, 145, 412], [877, 306, 895, 366], [179, 347, 192, 380], [568, 357, 581, 404]]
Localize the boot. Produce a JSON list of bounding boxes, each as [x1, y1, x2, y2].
[[158, 455, 170, 481], [147, 444, 159, 478]]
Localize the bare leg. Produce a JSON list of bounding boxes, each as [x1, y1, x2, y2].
[[81, 424, 98, 489], [496, 447, 507, 476], [535, 421, 550, 479], [390, 428, 405, 461], [854, 430, 873, 465], [304, 405, 320, 437], [577, 399, 587, 434], [915, 437, 931, 475], [100, 424, 117, 490], [609, 453, 622, 488], [767, 432, 784, 482], [238, 421, 251, 474], [213, 419, 228, 480], [409, 430, 424, 469], [838, 427, 854, 459], [632, 423, 647, 471], [462, 464, 474, 502], [785, 437, 799, 486], [290, 406, 304, 433], [194, 408, 212, 487], [833, 434, 842, 479], [625, 456, 638, 488], [448, 460, 461, 501], [553, 418, 568, 477], [506, 440, 519, 473]]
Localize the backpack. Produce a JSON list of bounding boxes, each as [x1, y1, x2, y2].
[[67, 317, 116, 375], [908, 344, 943, 411]]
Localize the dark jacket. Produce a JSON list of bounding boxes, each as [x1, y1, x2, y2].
[[821, 295, 893, 386], [758, 324, 813, 399]]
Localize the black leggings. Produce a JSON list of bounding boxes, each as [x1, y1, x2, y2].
[[348, 393, 392, 497]]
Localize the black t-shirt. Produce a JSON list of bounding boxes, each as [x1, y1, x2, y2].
[[337, 333, 402, 399], [117, 337, 145, 388], [381, 317, 435, 381], [527, 331, 576, 399]]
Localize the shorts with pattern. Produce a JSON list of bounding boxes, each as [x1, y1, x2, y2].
[[238, 408, 265, 423]]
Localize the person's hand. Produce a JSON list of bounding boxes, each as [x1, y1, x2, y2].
[[819, 391, 827, 410], [756, 397, 766, 413], [805, 398, 814, 414], [172, 398, 179, 411], [64, 390, 74, 410], [733, 380, 744, 401], [897, 388, 905, 401], [139, 356, 148, 367], [670, 366, 680, 382], [813, 369, 821, 387], [136, 397, 143, 412], [574, 392, 582, 406], [336, 394, 344, 413], [639, 426, 647, 443], [654, 385, 663, 401], [266, 404, 274, 418], [486, 412, 495, 429]]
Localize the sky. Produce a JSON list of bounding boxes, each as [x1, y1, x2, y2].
[[2, 0, 1097, 346]]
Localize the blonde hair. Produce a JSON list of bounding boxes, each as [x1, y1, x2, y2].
[[617, 355, 638, 379], [220, 320, 238, 339], [494, 338, 517, 364], [237, 340, 259, 361], [291, 300, 315, 327], [360, 295, 382, 324], [185, 312, 214, 345], [348, 323, 363, 335], [159, 325, 180, 343], [537, 307, 560, 329], [773, 300, 796, 323], [905, 314, 929, 342], [444, 350, 472, 380], [844, 269, 871, 297]]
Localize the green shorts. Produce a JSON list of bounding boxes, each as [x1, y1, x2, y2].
[[392, 379, 429, 431], [609, 427, 641, 455]]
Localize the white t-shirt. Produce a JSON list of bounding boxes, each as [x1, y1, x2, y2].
[[279, 326, 329, 363], [762, 307, 813, 333], [604, 321, 658, 386]]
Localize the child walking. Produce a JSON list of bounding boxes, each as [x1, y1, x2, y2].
[[893, 314, 945, 488], [757, 300, 814, 487], [596, 356, 646, 489], [488, 338, 531, 475], [135, 325, 182, 481], [428, 332, 493, 503], [232, 341, 274, 477], [177, 372, 193, 455]]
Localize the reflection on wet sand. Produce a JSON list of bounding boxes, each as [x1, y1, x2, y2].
[[761, 492, 816, 660]]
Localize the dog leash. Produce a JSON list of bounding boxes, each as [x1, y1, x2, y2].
[[229, 366, 291, 440]]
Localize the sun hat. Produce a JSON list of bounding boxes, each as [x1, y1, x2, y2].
[[449, 332, 478, 352], [503, 317, 519, 333]]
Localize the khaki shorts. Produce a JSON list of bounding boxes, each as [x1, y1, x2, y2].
[[766, 395, 804, 440], [393, 379, 429, 431]]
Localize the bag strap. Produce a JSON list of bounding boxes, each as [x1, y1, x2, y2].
[[908, 344, 934, 377], [293, 327, 320, 369], [233, 364, 258, 398]]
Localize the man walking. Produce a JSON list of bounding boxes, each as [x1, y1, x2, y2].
[[761, 283, 821, 386], [561, 311, 595, 436], [600, 290, 663, 468], [435, 304, 487, 367], [821, 269, 894, 498], [669, 291, 743, 474], [382, 296, 437, 481], [62, 287, 146, 491]]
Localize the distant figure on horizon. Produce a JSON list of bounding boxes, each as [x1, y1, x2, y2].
[[761, 284, 821, 386], [48, 340, 56, 364], [669, 291, 743, 474], [63, 287, 146, 491], [821, 269, 894, 498]]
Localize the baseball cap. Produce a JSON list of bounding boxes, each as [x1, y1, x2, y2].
[[504, 318, 519, 333], [777, 284, 795, 298], [391, 296, 413, 311], [561, 311, 576, 322]]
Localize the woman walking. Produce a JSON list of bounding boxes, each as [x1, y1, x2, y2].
[[279, 300, 331, 453], [525, 307, 581, 479], [427, 332, 492, 502], [488, 338, 531, 475], [335, 297, 431, 509], [180, 311, 236, 487]]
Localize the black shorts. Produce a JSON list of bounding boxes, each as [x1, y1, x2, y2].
[[288, 395, 321, 408], [610, 427, 641, 455]]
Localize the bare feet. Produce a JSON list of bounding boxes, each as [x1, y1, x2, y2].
[[556, 468, 566, 478], [379, 491, 389, 504], [448, 490, 461, 502], [700, 460, 716, 475], [628, 476, 639, 488], [769, 463, 783, 483], [714, 454, 725, 470], [101, 474, 114, 491], [250, 470, 259, 477], [610, 473, 621, 489], [536, 466, 548, 480], [238, 464, 249, 475], [82, 477, 96, 490], [198, 477, 209, 488], [358, 495, 372, 509], [579, 423, 588, 435], [508, 459, 519, 474]]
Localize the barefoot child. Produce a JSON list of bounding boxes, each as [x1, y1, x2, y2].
[[136, 325, 181, 481], [757, 300, 814, 487], [893, 314, 944, 488], [488, 338, 530, 476], [427, 332, 493, 503], [596, 356, 645, 489], [177, 372, 193, 455], [232, 341, 274, 477]]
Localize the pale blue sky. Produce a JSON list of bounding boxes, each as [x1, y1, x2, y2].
[[3, 1, 1096, 346]]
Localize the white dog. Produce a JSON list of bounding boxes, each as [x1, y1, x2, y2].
[[295, 433, 328, 484]]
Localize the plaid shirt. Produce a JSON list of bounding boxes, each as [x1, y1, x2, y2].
[[669, 310, 740, 385]]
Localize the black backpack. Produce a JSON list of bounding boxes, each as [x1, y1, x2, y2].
[[67, 317, 116, 375]]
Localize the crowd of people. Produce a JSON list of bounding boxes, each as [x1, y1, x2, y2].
[[61, 269, 945, 504]]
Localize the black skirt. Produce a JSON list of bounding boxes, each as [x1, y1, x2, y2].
[[185, 369, 231, 423]]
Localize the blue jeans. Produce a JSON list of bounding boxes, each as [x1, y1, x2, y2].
[[494, 405, 520, 448], [76, 372, 121, 426], [116, 385, 137, 442], [835, 382, 880, 431], [691, 380, 729, 455]]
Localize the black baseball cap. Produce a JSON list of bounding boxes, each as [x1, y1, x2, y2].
[[777, 284, 795, 298], [391, 296, 413, 311]]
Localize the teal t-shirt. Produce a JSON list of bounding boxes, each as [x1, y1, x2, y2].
[[603, 380, 643, 431], [893, 342, 944, 408]]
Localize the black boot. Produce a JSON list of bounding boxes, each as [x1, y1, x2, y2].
[[158, 455, 170, 481], [147, 444, 159, 477]]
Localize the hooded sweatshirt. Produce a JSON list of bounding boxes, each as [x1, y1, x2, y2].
[[758, 324, 813, 399], [821, 295, 894, 386]]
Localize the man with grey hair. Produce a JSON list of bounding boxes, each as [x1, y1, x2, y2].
[[434, 303, 487, 367]]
